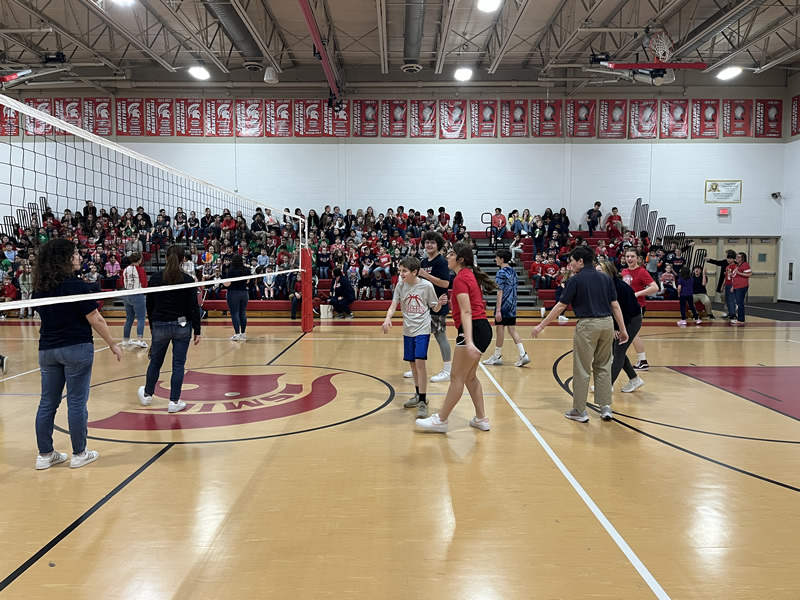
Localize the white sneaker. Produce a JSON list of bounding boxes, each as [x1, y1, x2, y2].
[[168, 400, 187, 413], [230, 334, 241, 341], [677, 320, 687, 326], [430, 370, 451, 383], [403, 371, 414, 378], [36, 451, 68, 470], [621, 377, 645, 393], [469, 416, 490, 431], [558, 315, 569, 322], [540, 307, 546, 318], [565, 409, 589, 422], [515, 353, 531, 367], [482, 355, 502, 366], [138, 386, 152, 406], [70, 450, 99, 469], [416, 413, 448, 433], [239, 333, 247, 340], [133, 339, 148, 348], [120, 340, 132, 347], [695, 318, 703, 325], [600, 405, 613, 421]]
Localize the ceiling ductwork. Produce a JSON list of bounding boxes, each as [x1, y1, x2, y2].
[[402, 0, 425, 73], [202, 0, 264, 70], [672, 0, 767, 59]]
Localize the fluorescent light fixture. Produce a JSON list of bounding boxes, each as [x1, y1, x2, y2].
[[111, 0, 136, 5], [716, 66, 742, 81], [454, 67, 473, 81], [477, 0, 502, 12], [188, 66, 211, 81]]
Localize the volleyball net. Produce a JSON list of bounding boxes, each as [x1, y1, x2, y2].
[[0, 93, 313, 331]]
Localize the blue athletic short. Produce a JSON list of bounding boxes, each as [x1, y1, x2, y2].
[[403, 335, 430, 362]]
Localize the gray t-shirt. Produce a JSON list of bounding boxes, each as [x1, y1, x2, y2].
[[393, 278, 439, 337]]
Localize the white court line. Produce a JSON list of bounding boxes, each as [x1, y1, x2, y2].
[[480, 363, 671, 600], [0, 346, 109, 384]]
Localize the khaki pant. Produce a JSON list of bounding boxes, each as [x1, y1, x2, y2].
[[692, 293, 712, 316], [573, 316, 615, 411]]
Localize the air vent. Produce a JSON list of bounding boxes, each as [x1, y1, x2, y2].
[[243, 61, 264, 72], [401, 63, 423, 74]]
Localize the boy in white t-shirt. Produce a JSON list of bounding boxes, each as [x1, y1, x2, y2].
[[381, 256, 446, 419]]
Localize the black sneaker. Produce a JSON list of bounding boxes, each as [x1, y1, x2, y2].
[[0, 354, 6, 374], [633, 359, 649, 371]]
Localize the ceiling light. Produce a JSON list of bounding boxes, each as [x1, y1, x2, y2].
[[477, 0, 502, 12], [716, 66, 742, 81], [188, 66, 210, 81], [111, 0, 136, 5], [454, 67, 473, 81], [263, 66, 279, 84]]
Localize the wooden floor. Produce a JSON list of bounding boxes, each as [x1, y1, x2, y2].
[[1, 315, 799, 598]]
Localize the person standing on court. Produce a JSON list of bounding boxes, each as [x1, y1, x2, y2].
[[120, 252, 148, 348], [139, 245, 202, 413], [223, 254, 249, 341], [532, 246, 628, 423], [621, 248, 658, 371], [33, 238, 122, 470]]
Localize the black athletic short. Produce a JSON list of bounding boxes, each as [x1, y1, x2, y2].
[[496, 316, 516, 326], [456, 319, 493, 353]]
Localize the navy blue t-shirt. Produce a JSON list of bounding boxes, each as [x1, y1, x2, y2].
[[560, 268, 616, 318], [421, 254, 451, 316], [34, 277, 99, 351]]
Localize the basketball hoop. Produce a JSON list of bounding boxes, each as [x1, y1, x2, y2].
[[648, 30, 675, 63]]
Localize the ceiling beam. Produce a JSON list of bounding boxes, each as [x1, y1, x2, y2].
[[486, 0, 533, 74], [376, 0, 389, 73], [227, 0, 283, 72], [520, 0, 570, 69], [754, 47, 800, 73], [434, 0, 458, 74], [151, 0, 230, 73], [297, 0, 343, 99]]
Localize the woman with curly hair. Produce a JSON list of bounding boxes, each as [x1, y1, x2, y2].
[[33, 238, 122, 470]]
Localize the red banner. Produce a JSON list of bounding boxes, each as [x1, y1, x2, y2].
[[410, 100, 437, 138], [294, 99, 323, 137], [174, 99, 204, 137], [500, 100, 528, 138], [53, 98, 82, 135], [597, 100, 627, 139], [264, 100, 293, 137], [324, 99, 350, 137], [235, 99, 263, 137], [755, 99, 782, 138], [471, 100, 497, 138], [660, 99, 688, 139], [145, 98, 174, 136], [629, 99, 657, 139], [792, 95, 799, 137], [205, 99, 233, 137], [566, 100, 596, 137], [352, 100, 379, 137], [381, 100, 407, 137], [0, 105, 20, 136], [531, 99, 562, 137], [691, 99, 719, 139], [83, 98, 112, 136], [116, 98, 144, 136], [25, 98, 54, 136], [439, 100, 467, 139], [722, 99, 752, 137]]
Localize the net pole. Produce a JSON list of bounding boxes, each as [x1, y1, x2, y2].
[[300, 213, 313, 331]]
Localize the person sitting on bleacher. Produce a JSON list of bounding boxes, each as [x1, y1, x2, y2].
[[528, 254, 544, 289], [543, 257, 559, 289]]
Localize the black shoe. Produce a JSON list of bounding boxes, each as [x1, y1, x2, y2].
[[708, 314, 716, 320], [0, 355, 7, 374]]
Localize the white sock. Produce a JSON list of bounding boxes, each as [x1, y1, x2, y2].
[[637, 352, 646, 361], [493, 347, 502, 357], [516, 343, 526, 357], [443, 361, 452, 373]]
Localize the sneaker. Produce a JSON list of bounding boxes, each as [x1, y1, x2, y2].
[[482, 355, 503, 366], [138, 386, 152, 406], [430, 370, 451, 383], [403, 371, 414, 378], [695, 318, 703, 325], [730, 319, 738, 325], [557, 315, 569, 322], [708, 314, 716, 320], [621, 377, 645, 393], [36, 451, 68, 470], [731, 320, 744, 326], [312, 308, 319, 315], [416, 401, 429, 418], [239, 333, 247, 340], [721, 313, 729, 319], [416, 413, 448, 433], [540, 307, 546, 318], [469, 416, 490, 431], [565, 409, 589, 423], [120, 340, 132, 347], [345, 313, 354, 319], [133, 339, 148, 348], [168, 400, 187, 413], [230, 333, 241, 341], [0, 354, 7, 374], [514, 353, 531, 367], [403, 394, 420, 408], [70, 450, 99, 469], [677, 320, 687, 326], [600, 405, 613, 421], [633, 360, 649, 371]]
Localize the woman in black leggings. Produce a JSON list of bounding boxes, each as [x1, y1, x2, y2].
[[224, 255, 250, 341]]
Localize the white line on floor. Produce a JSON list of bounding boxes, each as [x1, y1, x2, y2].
[[480, 363, 671, 600], [0, 346, 109, 384]]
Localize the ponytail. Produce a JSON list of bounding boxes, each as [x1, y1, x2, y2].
[[452, 241, 496, 294], [162, 245, 185, 285]]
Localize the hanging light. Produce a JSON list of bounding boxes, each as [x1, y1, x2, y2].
[[454, 67, 473, 81], [716, 66, 742, 81], [477, 0, 502, 12], [188, 66, 211, 81]]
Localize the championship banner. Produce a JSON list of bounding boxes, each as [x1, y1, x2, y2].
[[755, 99, 782, 138], [500, 100, 528, 137], [439, 99, 467, 139], [792, 95, 799, 137], [722, 99, 752, 137], [692, 99, 719, 138], [235, 99, 263, 137], [324, 99, 350, 137], [381, 100, 407, 137], [470, 99, 497, 138], [565, 99, 596, 137], [205, 99, 233, 137], [629, 99, 657, 139], [597, 99, 627, 139], [0, 104, 20, 136], [352, 100, 379, 137], [83, 98, 112, 136], [660, 99, 688, 139], [145, 98, 174, 136], [264, 100, 293, 137], [704, 180, 742, 204], [174, 99, 204, 137], [410, 100, 437, 138], [53, 97, 82, 135], [24, 98, 53, 136], [531, 99, 562, 137], [294, 99, 323, 137], [116, 98, 144, 136]]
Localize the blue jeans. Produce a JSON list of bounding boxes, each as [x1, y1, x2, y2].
[[145, 322, 192, 401], [36, 343, 94, 454], [724, 285, 735, 317], [492, 226, 507, 240], [122, 293, 146, 339], [226, 289, 249, 334], [733, 287, 748, 322]]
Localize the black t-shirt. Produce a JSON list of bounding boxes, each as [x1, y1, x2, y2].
[[420, 254, 451, 316], [146, 272, 202, 334], [34, 277, 99, 351], [692, 274, 707, 294], [613, 277, 641, 327], [560, 268, 617, 318], [226, 267, 250, 291]]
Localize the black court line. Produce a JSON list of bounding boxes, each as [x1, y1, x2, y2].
[[551, 352, 800, 494], [749, 388, 783, 403], [0, 444, 174, 593], [267, 332, 306, 365]]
